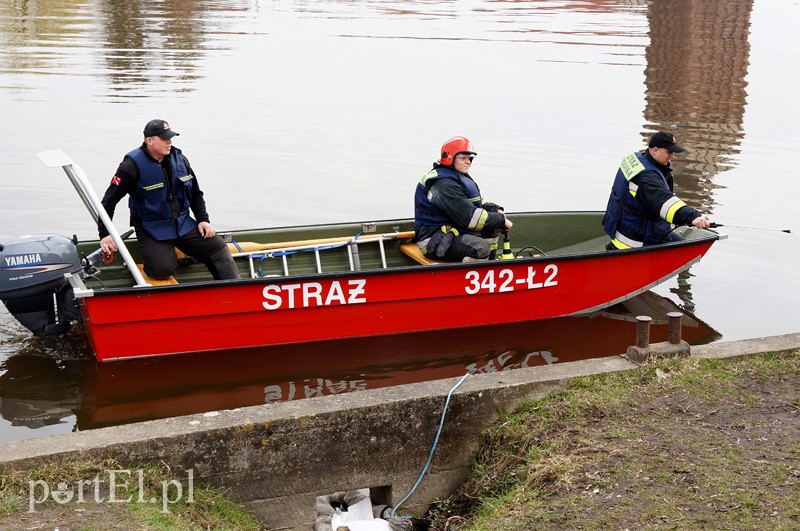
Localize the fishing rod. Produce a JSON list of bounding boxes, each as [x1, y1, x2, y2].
[[709, 223, 792, 234]]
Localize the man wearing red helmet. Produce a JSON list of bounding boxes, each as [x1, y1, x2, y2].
[[413, 136, 513, 261]]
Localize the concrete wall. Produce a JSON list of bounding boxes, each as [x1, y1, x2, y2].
[[2, 332, 798, 530]]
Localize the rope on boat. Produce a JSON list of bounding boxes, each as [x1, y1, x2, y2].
[[515, 245, 547, 258], [390, 372, 472, 521]]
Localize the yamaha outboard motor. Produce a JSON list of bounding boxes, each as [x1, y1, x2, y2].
[[0, 234, 83, 335]]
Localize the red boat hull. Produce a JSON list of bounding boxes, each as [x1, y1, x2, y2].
[[80, 239, 715, 361]]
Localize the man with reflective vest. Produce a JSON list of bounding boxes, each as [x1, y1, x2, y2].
[[602, 131, 710, 250], [413, 136, 513, 261], [98, 119, 240, 280]]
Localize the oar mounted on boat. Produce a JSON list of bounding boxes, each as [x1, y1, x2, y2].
[[35, 150, 148, 286], [0, 150, 147, 337]]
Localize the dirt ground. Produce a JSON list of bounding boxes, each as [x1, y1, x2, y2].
[[559, 370, 800, 529], [427, 352, 800, 530], [2, 504, 141, 530], [0, 495, 264, 530]]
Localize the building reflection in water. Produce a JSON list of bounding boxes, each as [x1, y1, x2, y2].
[[642, 0, 754, 310], [644, 0, 753, 205]]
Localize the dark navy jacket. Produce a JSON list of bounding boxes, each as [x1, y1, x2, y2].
[[127, 146, 198, 241], [602, 151, 688, 247], [413, 164, 485, 238]]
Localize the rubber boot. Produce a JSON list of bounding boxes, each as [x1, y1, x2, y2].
[[208, 248, 241, 280]]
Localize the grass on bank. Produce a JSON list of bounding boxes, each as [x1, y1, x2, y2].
[[0, 457, 263, 530], [427, 350, 800, 530]]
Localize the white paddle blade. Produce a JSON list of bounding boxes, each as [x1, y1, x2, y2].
[[36, 149, 76, 168]]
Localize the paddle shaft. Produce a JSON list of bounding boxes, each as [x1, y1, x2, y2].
[[228, 230, 416, 254]]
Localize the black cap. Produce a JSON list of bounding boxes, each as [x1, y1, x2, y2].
[[143, 119, 179, 139], [648, 131, 685, 153]]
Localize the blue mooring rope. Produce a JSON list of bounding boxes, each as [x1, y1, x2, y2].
[[390, 372, 472, 520]]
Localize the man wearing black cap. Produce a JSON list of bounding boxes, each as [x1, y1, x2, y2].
[[602, 131, 710, 250], [98, 119, 240, 280]]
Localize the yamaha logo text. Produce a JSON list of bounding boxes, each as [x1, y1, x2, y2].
[[4, 254, 42, 267]]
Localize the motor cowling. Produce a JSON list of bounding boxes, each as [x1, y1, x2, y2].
[[0, 234, 83, 335]]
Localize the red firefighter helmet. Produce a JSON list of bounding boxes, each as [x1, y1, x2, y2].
[[440, 136, 477, 166]]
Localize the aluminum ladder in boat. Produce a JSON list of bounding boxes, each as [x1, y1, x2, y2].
[[228, 228, 414, 278]]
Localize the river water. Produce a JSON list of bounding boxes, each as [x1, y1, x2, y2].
[[1, 0, 798, 442]]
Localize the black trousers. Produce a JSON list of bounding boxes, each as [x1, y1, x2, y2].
[[137, 227, 240, 280]]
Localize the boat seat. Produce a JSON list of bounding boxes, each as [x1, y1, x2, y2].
[[136, 264, 178, 285], [400, 243, 447, 266]]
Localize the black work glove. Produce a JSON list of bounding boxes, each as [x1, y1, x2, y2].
[[481, 212, 506, 238], [426, 225, 460, 258]]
